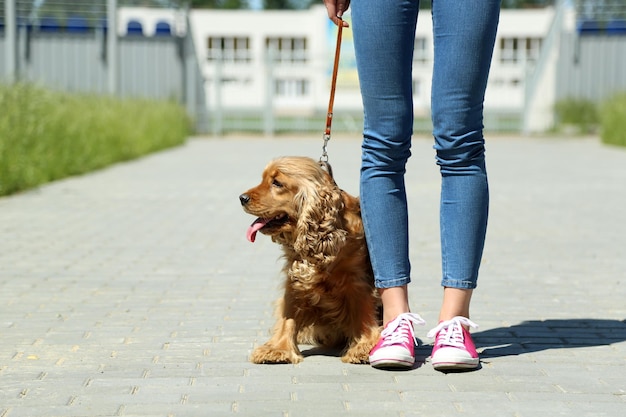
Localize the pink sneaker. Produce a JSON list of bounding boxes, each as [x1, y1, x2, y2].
[[369, 313, 426, 369], [427, 316, 479, 370]]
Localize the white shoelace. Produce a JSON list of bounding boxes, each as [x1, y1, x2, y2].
[[380, 313, 426, 347], [426, 316, 478, 348]]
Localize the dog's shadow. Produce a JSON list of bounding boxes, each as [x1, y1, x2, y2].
[[303, 318, 626, 372], [301, 345, 427, 371]]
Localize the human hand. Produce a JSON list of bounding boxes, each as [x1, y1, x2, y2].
[[323, 0, 350, 27]]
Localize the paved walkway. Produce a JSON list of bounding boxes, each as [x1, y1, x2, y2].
[[1, 134, 625, 417]]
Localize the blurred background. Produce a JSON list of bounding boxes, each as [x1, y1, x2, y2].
[[2, 0, 625, 135], [1, 1, 626, 196]]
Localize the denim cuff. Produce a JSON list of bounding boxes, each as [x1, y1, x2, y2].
[[375, 276, 411, 289], [440, 278, 477, 290]]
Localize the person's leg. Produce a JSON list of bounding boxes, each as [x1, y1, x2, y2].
[[379, 286, 410, 326], [440, 288, 473, 321], [351, 0, 425, 368], [352, 0, 418, 300], [428, 0, 501, 369]]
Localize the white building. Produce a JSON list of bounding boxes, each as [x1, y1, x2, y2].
[[193, 6, 554, 116], [118, 5, 571, 132]]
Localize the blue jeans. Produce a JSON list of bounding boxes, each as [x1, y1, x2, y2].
[[352, 0, 500, 289]]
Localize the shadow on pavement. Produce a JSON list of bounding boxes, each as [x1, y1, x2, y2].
[[472, 318, 626, 358]]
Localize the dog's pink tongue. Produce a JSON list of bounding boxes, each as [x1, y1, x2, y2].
[[246, 218, 269, 243]]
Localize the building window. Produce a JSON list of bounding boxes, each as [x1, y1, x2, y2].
[[525, 37, 542, 62], [412, 78, 421, 97], [274, 79, 309, 97], [266, 37, 308, 63], [413, 37, 429, 63], [207, 36, 251, 63], [499, 37, 542, 64], [500, 37, 518, 63]]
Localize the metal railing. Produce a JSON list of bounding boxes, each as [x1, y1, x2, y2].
[[1, 0, 208, 133]]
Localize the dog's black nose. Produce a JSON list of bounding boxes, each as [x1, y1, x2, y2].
[[239, 193, 250, 206]]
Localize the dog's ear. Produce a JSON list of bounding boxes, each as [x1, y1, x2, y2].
[[293, 173, 347, 264]]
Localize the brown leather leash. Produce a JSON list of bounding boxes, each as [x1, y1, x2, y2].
[[319, 18, 343, 178]]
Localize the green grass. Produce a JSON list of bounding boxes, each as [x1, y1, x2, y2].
[[553, 98, 599, 134], [553, 95, 626, 147], [0, 83, 191, 197], [599, 93, 626, 147]]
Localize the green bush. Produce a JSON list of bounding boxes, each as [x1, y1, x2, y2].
[[599, 93, 626, 147], [0, 83, 190, 196], [553, 98, 599, 134]]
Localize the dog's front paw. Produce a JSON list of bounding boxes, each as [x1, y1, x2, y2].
[[250, 344, 303, 364], [341, 332, 380, 364], [341, 349, 370, 364]]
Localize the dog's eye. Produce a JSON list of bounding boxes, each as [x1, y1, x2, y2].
[[272, 179, 283, 188]]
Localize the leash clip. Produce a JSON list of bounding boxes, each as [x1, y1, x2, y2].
[[319, 132, 334, 178], [320, 131, 330, 163]]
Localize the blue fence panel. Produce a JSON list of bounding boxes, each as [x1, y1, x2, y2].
[[577, 19, 602, 35], [39, 17, 61, 32], [607, 19, 626, 35], [67, 16, 91, 34]]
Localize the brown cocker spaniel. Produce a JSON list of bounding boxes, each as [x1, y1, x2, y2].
[[239, 156, 381, 364]]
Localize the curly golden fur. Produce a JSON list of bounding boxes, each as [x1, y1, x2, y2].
[[239, 156, 381, 364]]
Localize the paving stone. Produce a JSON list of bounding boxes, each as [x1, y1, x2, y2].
[[1, 135, 625, 416]]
